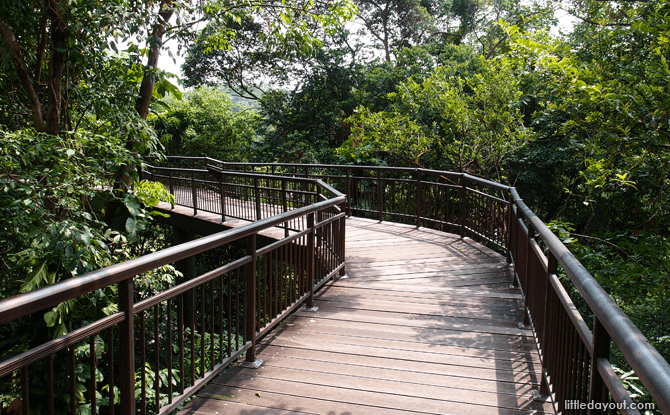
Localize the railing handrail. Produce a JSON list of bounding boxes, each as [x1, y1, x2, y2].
[[0, 194, 344, 326], [149, 156, 510, 192], [153, 157, 670, 412], [510, 189, 670, 413]]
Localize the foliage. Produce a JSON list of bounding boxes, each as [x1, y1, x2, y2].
[[341, 51, 533, 178], [153, 86, 260, 161]]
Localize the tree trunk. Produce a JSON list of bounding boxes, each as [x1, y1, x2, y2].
[[0, 20, 45, 132], [135, 1, 174, 119], [45, 0, 68, 136]]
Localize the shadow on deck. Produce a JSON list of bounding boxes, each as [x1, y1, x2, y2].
[[177, 217, 554, 415]]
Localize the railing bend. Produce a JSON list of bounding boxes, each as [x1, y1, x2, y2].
[[0, 171, 346, 414], [148, 156, 670, 414]]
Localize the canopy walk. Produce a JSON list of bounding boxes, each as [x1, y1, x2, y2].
[[0, 157, 668, 415]]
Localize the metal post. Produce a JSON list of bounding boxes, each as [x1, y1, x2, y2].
[[254, 177, 261, 221], [306, 212, 316, 309], [169, 170, 174, 209], [522, 226, 534, 327], [118, 278, 135, 413], [340, 201, 346, 276], [191, 171, 198, 215], [377, 169, 383, 222], [281, 179, 289, 237], [243, 234, 261, 366], [460, 174, 466, 238], [506, 193, 514, 264], [346, 168, 352, 216], [220, 173, 227, 222], [588, 317, 611, 413], [416, 169, 422, 227], [540, 251, 557, 396]]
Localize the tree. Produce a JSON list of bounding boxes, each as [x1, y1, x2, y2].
[[153, 86, 260, 161]]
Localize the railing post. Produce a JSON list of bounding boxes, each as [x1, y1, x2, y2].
[[510, 202, 519, 288], [416, 169, 422, 227], [522, 225, 534, 327], [377, 169, 383, 222], [540, 251, 557, 397], [306, 212, 316, 308], [191, 171, 198, 215], [281, 178, 289, 237], [346, 168, 352, 216], [220, 173, 227, 222], [244, 234, 260, 365], [169, 170, 174, 209], [460, 174, 466, 238], [118, 277, 136, 413], [589, 317, 611, 413], [506, 192, 513, 264], [340, 201, 346, 276], [254, 177, 262, 221]]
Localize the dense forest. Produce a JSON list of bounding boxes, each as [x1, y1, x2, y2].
[[1, 0, 669, 412]]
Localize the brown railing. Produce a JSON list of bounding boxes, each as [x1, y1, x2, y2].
[[0, 173, 345, 414], [150, 156, 670, 414]]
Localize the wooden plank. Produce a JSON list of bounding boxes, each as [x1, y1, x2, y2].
[[256, 344, 541, 384], [292, 308, 529, 336], [313, 296, 524, 318], [330, 280, 523, 299], [279, 315, 537, 352], [263, 324, 541, 364], [303, 302, 521, 326], [177, 397, 312, 414], [194, 385, 418, 414], [259, 334, 542, 372], [250, 354, 534, 394], [215, 365, 544, 409], [315, 285, 521, 307], [206, 372, 550, 415]]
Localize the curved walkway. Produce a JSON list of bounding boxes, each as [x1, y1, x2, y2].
[[179, 217, 554, 414]]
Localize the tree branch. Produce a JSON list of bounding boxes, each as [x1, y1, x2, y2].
[[136, 1, 175, 119], [0, 20, 45, 132]]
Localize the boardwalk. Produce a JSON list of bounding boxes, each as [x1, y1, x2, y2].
[[178, 217, 554, 414]]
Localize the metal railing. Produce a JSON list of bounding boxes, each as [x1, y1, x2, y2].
[[0, 172, 345, 414], [150, 156, 670, 414]]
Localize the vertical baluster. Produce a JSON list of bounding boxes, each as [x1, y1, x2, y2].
[[120, 277, 136, 413], [169, 171, 174, 209], [220, 172, 227, 222], [219, 275, 225, 362], [227, 272, 232, 356], [154, 304, 160, 412], [178, 294, 184, 395], [167, 299, 173, 404], [191, 171, 198, 214], [254, 177, 262, 221], [108, 328, 114, 415], [210, 281, 215, 371], [70, 346, 76, 415], [47, 355, 54, 415], [22, 366, 29, 415], [88, 335, 98, 415], [200, 285, 205, 377], [140, 311, 146, 414], [190, 288, 195, 386], [236, 268, 241, 349]]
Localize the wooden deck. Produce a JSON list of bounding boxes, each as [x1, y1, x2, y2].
[[178, 217, 554, 415]]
